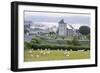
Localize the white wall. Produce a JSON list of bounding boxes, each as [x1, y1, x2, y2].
[[0, 0, 99, 73]]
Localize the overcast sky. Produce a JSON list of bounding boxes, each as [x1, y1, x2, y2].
[[24, 11, 90, 29]]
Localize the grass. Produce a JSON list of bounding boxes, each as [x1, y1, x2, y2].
[[24, 50, 90, 62]]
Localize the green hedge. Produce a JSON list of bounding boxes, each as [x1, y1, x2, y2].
[[32, 44, 90, 51]]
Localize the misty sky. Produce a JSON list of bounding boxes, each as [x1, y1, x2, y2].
[[24, 11, 90, 29]]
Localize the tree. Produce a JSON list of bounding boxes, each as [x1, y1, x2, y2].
[[24, 28, 29, 34], [31, 37, 41, 44], [79, 26, 90, 35], [49, 31, 55, 36]]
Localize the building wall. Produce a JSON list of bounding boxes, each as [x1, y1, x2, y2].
[[67, 29, 74, 36], [58, 23, 67, 36]]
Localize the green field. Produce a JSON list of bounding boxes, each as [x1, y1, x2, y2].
[[24, 50, 90, 62]]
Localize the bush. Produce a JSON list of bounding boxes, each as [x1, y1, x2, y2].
[[31, 37, 41, 44], [67, 40, 72, 45], [31, 44, 90, 51], [24, 41, 32, 50], [86, 34, 90, 40], [71, 36, 80, 45], [67, 36, 80, 46]]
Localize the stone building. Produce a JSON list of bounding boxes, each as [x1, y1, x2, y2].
[[58, 19, 67, 36], [58, 19, 81, 36]]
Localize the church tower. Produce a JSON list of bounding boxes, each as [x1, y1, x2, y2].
[[58, 19, 66, 36]]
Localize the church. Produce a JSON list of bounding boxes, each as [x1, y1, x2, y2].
[[58, 19, 81, 36]]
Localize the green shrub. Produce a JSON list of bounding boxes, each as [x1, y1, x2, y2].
[[32, 44, 90, 51], [24, 41, 32, 49], [31, 37, 41, 44], [67, 40, 72, 45], [67, 36, 80, 46], [86, 34, 90, 40], [71, 36, 80, 45]]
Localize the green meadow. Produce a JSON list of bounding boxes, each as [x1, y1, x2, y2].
[[24, 50, 90, 62]]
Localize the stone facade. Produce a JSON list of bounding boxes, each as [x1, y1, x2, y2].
[[58, 19, 80, 36]]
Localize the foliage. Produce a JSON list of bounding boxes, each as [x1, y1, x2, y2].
[[24, 25, 30, 34], [61, 36, 65, 40], [67, 40, 72, 45], [86, 34, 90, 40], [31, 44, 90, 51], [24, 41, 32, 49], [49, 32, 55, 35], [31, 37, 41, 44], [71, 36, 80, 45], [67, 36, 80, 46], [79, 26, 90, 35]]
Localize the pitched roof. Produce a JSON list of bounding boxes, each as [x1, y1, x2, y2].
[[59, 19, 66, 24]]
